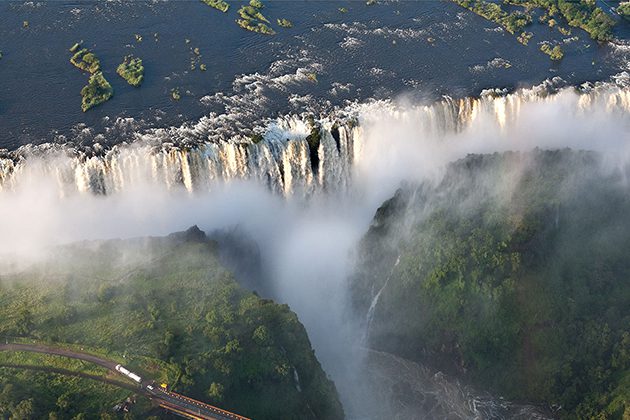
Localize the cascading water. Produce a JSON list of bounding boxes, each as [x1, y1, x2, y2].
[[363, 255, 400, 345], [1, 82, 629, 198], [2, 80, 629, 420]]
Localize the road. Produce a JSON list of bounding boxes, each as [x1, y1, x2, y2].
[[0, 342, 250, 420]]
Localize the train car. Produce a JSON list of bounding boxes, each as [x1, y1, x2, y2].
[[115, 364, 142, 383], [115, 364, 131, 375], [128, 372, 142, 383]]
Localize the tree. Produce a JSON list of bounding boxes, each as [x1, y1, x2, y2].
[[14, 308, 34, 335], [10, 399, 34, 420], [208, 382, 224, 402]]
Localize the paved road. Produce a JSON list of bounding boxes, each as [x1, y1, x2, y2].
[[0, 342, 250, 420]]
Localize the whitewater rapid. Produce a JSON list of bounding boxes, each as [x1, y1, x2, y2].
[[2, 78, 629, 199]]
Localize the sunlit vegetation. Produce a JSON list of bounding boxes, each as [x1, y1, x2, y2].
[[200, 0, 229, 13], [540, 42, 564, 60], [558, 25, 572, 35], [116, 55, 144, 87], [453, 0, 532, 34], [517, 31, 533, 45], [171, 88, 181, 101], [353, 150, 630, 419], [70, 47, 101, 74], [277, 18, 293, 28], [237, 3, 275, 35], [504, 0, 616, 41], [69, 42, 80, 53], [0, 229, 344, 419], [339, 7, 348, 13], [619, 2, 630, 17], [249, 0, 263, 8], [80, 71, 113, 112]]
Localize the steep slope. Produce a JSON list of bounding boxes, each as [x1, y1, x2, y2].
[[352, 149, 630, 419], [0, 227, 344, 420]]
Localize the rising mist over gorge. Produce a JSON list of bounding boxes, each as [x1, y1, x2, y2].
[[352, 148, 630, 418], [1, 81, 630, 418]]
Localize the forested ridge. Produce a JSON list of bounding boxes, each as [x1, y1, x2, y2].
[[353, 149, 630, 419]]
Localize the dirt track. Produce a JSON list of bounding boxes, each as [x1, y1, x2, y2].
[[0, 342, 120, 371]]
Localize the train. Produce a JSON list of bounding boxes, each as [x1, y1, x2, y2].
[[115, 364, 142, 383]]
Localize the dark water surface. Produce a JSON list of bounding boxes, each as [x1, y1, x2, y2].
[[0, 0, 628, 149]]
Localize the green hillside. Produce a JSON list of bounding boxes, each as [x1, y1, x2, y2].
[[0, 227, 343, 420], [353, 149, 630, 419]]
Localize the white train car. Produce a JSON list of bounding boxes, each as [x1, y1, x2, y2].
[[115, 364, 142, 383]]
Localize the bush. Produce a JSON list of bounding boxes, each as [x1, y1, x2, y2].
[[116, 55, 144, 87]]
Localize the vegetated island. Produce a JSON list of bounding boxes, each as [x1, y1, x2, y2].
[[200, 0, 229, 13], [453, 0, 533, 34], [540, 42, 564, 60], [618, 1, 630, 19], [69, 43, 113, 111], [70, 47, 101, 74], [277, 18, 293, 28], [0, 227, 344, 419], [505, 0, 616, 41], [80, 72, 113, 112], [117, 55, 144, 87], [237, 1, 275, 35], [453, 0, 617, 60]]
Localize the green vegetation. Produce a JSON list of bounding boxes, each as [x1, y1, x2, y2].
[[116, 55, 144, 87], [504, 0, 616, 41], [171, 88, 181, 101], [201, 0, 230, 13], [540, 42, 564, 60], [305, 116, 322, 172], [250, 133, 264, 144], [69, 43, 80, 53], [353, 150, 630, 419], [339, 7, 348, 13], [558, 25, 572, 35], [453, 0, 532, 34], [0, 228, 344, 419], [619, 2, 630, 18], [70, 48, 101, 74], [277, 18, 293, 28], [249, 0, 263, 8], [80, 72, 113, 112], [237, 3, 275, 35], [0, 370, 149, 419], [517, 31, 533, 45]]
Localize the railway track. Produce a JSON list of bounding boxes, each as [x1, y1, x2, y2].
[[0, 342, 250, 420]]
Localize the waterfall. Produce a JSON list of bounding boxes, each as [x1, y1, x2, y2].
[[1, 83, 629, 197], [363, 255, 400, 345]]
